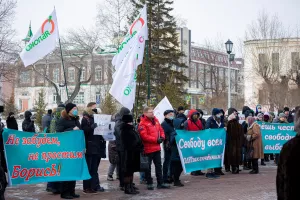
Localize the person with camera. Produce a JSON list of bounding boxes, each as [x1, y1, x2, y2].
[[138, 107, 170, 190], [22, 110, 36, 132]]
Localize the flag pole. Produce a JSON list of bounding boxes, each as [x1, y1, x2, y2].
[[58, 38, 69, 98], [146, 40, 150, 106]]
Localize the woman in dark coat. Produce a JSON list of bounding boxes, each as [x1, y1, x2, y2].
[[6, 112, 18, 130], [277, 107, 300, 200], [225, 112, 244, 174], [56, 103, 80, 199], [120, 114, 143, 195], [22, 111, 35, 132]]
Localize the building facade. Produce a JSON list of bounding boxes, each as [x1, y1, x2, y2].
[[244, 38, 300, 110], [15, 51, 114, 111]]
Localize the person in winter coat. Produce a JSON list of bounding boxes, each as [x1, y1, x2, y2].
[[255, 104, 263, 116], [81, 102, 106, 194], [114, 107, 131, 190], [256, 113, 264, 121], [246, 117, 264, 174], [161, 110, 174, 184], [276, 106, 300, 200], [184, 109, 205, 176], [107, 140, 119, 181], [56, 103, 81, 199], [173, 110, 187, 130], [196, 109, 206, 128], [42, 109, 53, 132], [22, 111, 35, 132], [120, 114, 143, 194], [225, 109, 244, 174], [162, 111, 184, 187], [6, 112, 18, 130], [46, 105, 65, 194], [241, 109, 254, 170], [138, 107, 169, 190], [206, 108, 225, 177], [283, 107, 294, 123]]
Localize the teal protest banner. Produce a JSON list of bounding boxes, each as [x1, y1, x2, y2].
[[175, 129, 226, 173], [3, 129, 91, 185], [258, 122, 296, 153]]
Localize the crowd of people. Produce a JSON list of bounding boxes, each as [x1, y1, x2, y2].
[[0, 102, 299, 199]]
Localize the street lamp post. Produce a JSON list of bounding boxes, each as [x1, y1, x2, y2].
[[225, 39, 233, 109]]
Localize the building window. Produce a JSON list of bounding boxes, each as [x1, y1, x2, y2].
[[20, 71, 30, 84], [291, 52, 300, 71], [37, 68, 45, 83], [53, 93, 57, 103], [80, 68, 86, 81], [68, 68, 75, 82], [69, 92, 85, 104], [96, 92, 101, 104], [95, 67, 102, 81], [259, 53, 267, 71], [53, 68, 60, 83]]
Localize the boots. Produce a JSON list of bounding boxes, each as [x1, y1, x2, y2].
[[261, 159, 266, 166]]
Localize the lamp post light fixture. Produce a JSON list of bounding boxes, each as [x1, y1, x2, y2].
[[225, 39, 233, 109]]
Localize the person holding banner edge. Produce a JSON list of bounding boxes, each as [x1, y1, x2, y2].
[[184, 109, 205, 177], [56, 103, 81, 199]]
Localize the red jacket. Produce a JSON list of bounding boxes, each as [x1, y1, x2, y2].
[[184, 109, 203, 131], [138, 115, 165, 154]]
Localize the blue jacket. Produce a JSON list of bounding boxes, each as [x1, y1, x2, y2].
[[173, 113, 187, 130], [205, 116, 225, 129]]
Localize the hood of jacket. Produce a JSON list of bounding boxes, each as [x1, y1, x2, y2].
[[83, 108, 95, 117], [188, 109, 199, 119], [212, 108, 221, 116], [25, 111, 32, 120]]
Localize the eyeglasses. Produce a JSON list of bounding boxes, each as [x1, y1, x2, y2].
[[147, 111, 154, 114]]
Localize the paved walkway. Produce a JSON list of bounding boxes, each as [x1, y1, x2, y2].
[[5, 161, 277, 200]]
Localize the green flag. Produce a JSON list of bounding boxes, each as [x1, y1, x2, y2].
[[22, 21, 33, 42]]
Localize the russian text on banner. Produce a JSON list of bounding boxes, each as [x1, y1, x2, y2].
[[258, 122, 296, 153], [175, 129, 226, 173], [3, 129, 91, 185]]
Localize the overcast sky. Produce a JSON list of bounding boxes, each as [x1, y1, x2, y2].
[[13, 0, 300, 50]]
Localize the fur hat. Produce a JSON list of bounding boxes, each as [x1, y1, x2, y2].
[[65, 103, 76, 114], [122, 114, 133, 123]]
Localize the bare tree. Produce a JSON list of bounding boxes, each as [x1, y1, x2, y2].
[[245, 10, 291, 111], [96, 0, 133, 47], [31, 27, 102, 105], [0, 0, 20, 83], [174, 14, 187, 28]]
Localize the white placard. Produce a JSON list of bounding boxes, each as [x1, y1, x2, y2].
[[93, 114, 115, 136], [154, 96, 173, 123]]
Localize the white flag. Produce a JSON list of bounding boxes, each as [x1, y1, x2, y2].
[[109, 5, 148, 110], [20, 9, 59, 67], [154, 97, 173, 123]]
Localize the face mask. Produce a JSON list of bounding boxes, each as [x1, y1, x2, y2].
[[168, 116, 174, 120], [72, 110, 78, 117], [215, 114, 221, 119], [258, 109, 262, 112], [92, 109, 97, 113]]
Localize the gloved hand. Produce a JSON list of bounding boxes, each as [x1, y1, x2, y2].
[[157, 137, 164, 144], [91, 123, 97, 129]]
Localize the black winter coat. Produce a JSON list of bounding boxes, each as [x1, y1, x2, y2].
[[161, 119, 175, 151], [162, 119, 180, 161], [114, 107, 130, 152], [173, 113, 187, 130], [120, 123, 143, 173], [56, 110, 80, 133], [81, 111, 106, 157], [22, 111, 35, 132], [205, 116, 224, 129], [277, 134, 300, 200], [6, 117, 18, 130]]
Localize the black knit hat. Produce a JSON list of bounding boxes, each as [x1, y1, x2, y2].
[[65, 103, 76, 114], [122, 114, 133, 123], [164, 110, 174, 116], [228, 108, 238, 116], [178, 106, 184, 112]]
